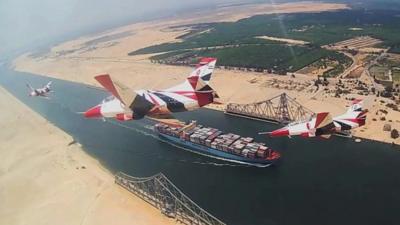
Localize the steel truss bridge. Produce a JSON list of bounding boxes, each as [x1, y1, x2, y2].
[[225, 93, 314, 124], [115, 172, 226, 225]]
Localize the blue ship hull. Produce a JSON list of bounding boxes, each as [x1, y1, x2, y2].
[[158, 132, 277, 167]]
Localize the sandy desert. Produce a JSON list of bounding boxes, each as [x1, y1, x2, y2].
[[0, 86, 175, 225], [13, 1, 400, 145]]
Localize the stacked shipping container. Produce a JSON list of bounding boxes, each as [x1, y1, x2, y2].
[[154, 122, 272, 160]]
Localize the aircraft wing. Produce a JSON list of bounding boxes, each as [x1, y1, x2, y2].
[[94, 74, 155, 119], [268, 122, 310, 137], [146, 114, 175, 120], [312, 112, 335, 137], [146, 115, 185, 127], [314, 112, 333, 130], [95, 74, 137, 105], [39, 95, 51, 100], [86, 84, 107, 92]]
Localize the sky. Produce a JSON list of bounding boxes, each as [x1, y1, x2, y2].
[[0, 0, 258, 56]]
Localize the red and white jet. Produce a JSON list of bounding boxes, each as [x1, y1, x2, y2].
[[84, 57, 219, 121], [27, 81, 52, 98], [264, 100, 367, 138]]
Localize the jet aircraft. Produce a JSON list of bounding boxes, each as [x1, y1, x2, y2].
[[84, 57, 219, 121], [27, 81, 52, 98], [264, 100, 367, 138]]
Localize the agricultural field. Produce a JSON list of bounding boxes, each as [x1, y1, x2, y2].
[[378, 54, 400, 68], [151, 45, 352, 74], [370, 53, 400, 84], [329, 53, 354, 78], [151, 45, 336, 72], [326, 36, 383, 51], [131, 7, 400, 76], [370, 65, 391, 81], [130, 9, 400, 54], [393, 68, 400, 84], [296, 53, 353, 77]]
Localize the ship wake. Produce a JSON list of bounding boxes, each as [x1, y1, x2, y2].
[[104, 119, 248, 167]]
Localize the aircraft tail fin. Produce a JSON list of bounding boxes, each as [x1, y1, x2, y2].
[[163, 57, 217, 93], [335, 99, 368, 128], [355, 110, 367, 126], [347, 99, 363, 114], [340, 110, 368, 127], [94, 74, 137, 106], [313, 112, 336, 137], [188, 57, 217, 89], [46, 81, 52, 89], [314, 112, 333, 129], [187, 58, 219, 105], [26, 83, 34, 91], [193, 57, 217, 83]]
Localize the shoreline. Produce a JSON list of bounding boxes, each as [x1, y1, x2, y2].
[[0, 86, 175, 225], [12, 1, 399, 146], [205, 105, 400, 146]]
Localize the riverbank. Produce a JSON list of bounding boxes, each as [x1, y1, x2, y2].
[[205, 103, 400, 146], [0, 86, 175, 225], [12, 1, 400, 145]]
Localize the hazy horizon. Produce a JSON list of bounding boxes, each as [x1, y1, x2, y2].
[[1, 0, 392, 58], [0, 0, 262, 57]]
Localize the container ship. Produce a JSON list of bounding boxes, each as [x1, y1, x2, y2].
[[154, 121, 281, 167]]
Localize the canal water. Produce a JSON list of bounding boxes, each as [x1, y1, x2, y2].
[[1, 66, 400, 225]]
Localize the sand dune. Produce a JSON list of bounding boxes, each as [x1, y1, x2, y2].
[[0, 86, 175, 225]]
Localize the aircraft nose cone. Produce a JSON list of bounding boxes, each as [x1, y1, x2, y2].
[[270, 129, 289, 137], [84, 105, 102, 118]]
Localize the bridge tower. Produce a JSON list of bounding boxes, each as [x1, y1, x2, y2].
[[225, 92, 314, 124], [115, 172, 226, 225]]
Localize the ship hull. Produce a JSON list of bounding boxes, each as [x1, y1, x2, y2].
[[158, 133, 278, 167]]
